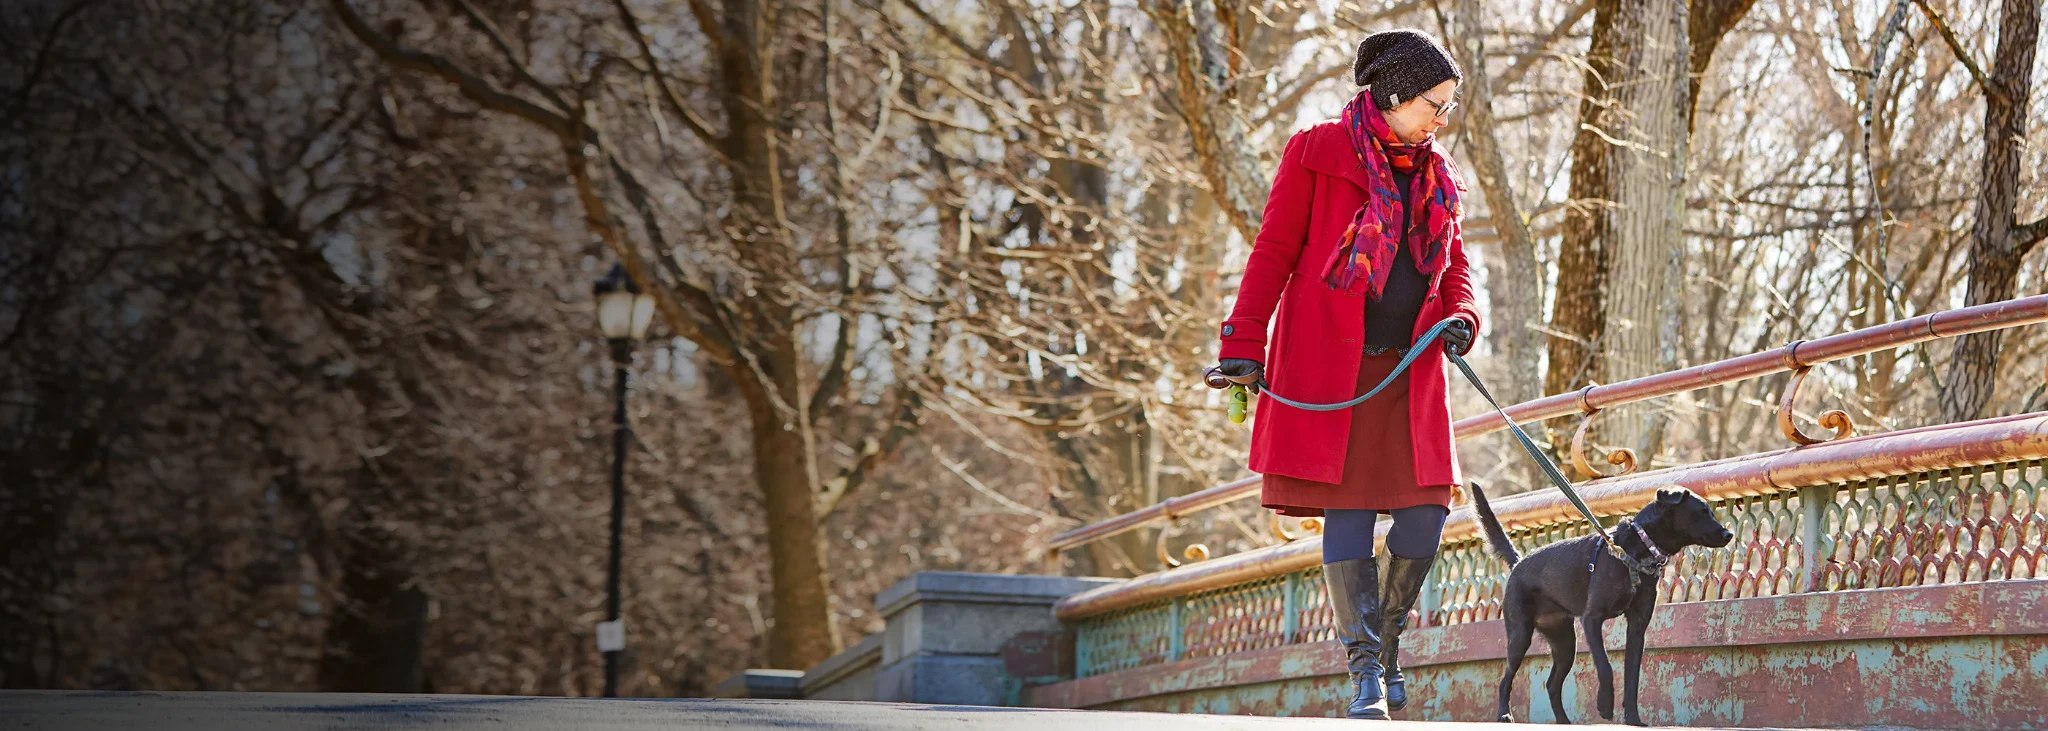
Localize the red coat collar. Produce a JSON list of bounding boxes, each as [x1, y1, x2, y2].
[[1296, 118, 1468, 195], [1298, 119, 1375, 192]]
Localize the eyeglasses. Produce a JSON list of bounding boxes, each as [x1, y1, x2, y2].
[[1419, 94, 1458, 119]]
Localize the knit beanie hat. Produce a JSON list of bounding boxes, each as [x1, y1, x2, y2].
[[1352, 29, 1463, 111]]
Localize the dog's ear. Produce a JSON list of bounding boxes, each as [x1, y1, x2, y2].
[[1657, 486, 1689, 504]]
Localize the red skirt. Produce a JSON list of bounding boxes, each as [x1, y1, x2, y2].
[[1261, 350, 1455, 517]]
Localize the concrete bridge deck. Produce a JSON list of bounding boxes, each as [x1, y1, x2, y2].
[[2, 691, 1817, 730]]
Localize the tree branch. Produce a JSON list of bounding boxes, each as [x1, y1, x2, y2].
[[682, 0, 736, 60], [2018, 215, 2048, 253], [1495, 0, 1598, 90], [7, 0, 110, 124], [443, 0, 573, 113], [884, 0, 1046, 95], [809, 0, 860, 428], [1146, 0, 1267, 245], [924, 439, 1070, 524], [1323, 0, 1427, 35], [1913, 0, 2009, 104], [609, 0, 729, 158], [326, 0, 583, 140], [808, 268, 858, 426], [1252, 62, 1349, 130], [600, 150, 744, 367], [330, 0, 751, 373], [562, 138, 753, 379], [816, 386, 921, 517]]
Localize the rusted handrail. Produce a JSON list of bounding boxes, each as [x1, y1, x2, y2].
[[1053, 411, 2048, 620], [1043, 295, 2048, 562]]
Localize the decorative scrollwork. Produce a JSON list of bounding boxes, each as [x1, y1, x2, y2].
[[1157, 519, 1210, 569], [1779, 365, 1854, 446], [1270, 512, 1324, 542], [1571, 409, 1639, 479]]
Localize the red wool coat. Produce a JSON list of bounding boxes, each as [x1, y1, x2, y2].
[[1218, 118, 1483, 488]]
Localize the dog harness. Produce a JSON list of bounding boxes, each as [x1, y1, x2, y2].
[[1589, 518, 1670, 594]]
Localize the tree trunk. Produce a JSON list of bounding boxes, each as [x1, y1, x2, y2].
[[1148, 0, 1269, 246], [1662, 0, 1756, 462], [327, 0, 850, 673], [1546, 0, 1623, 404], [319, 513, 429, 693], [1436, 0, 1542, 405], [1687, 0, 1760, 134], [1599, 0, 1687, 455], [714, 0, 846, 669], [1435, 0, 1544, 488], [1940, 0, 2041, 423], [742, 350, 841, 668], [0, 376, 95, 689], [1550, 0, 1754, 461]]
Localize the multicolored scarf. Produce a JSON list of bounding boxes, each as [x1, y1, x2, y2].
[[1319, 88, 1464, 299]]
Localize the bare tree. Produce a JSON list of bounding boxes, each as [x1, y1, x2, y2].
[[1941, 0, 2045, 421], [1546, 0, 1755, 464]]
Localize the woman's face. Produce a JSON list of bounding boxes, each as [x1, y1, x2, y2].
[[1382, 79, 1457, 144]]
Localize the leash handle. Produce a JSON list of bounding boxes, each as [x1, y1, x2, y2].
[[1205, 364, 1261, 390]]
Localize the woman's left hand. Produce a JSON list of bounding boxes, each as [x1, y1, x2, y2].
[[1442, 319, 1474, 356]]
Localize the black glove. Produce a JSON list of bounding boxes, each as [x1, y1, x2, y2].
[[1206, 358, 1264, 393], [1442, 319, 1474, 356]]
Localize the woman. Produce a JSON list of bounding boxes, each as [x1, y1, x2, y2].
[[1209, 29, 1480, 720]]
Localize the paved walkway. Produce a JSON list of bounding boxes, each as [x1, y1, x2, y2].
[[0, 691, 1796, 730]]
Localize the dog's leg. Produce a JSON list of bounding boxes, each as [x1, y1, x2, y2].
[[1537, 620, 1576, 725], [1496, 604, 1535, 723], [1622, 609, 1651, 727], [1581, 613, 1615, 721]]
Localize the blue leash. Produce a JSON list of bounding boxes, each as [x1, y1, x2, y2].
[[1241, 316, 1652, 580], [1251, 317, 1464, 412]]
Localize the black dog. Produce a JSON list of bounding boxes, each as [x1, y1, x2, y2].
[[1468, 481, 1733, 726]]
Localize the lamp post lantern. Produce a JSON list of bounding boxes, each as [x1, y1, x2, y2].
[[593, 263, 654, 697]]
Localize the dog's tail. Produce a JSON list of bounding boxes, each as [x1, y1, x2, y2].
[[1467, 481, 1519, 567]]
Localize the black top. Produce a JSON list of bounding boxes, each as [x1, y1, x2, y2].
[[1364, 168, 1428, 349]]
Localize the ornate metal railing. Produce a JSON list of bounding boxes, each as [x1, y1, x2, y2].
[[1046, 296, 2048, 680], [1044, 296, 2048, 572], [1068, 426, 2048, 677]]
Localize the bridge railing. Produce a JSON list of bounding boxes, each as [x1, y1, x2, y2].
[[1043, 296, 2048, 573], [1057, 417, 2048, 676], [1041, 296, 2048, 680]]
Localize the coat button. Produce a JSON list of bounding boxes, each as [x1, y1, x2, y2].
[[1222, 325, 1235, 336]]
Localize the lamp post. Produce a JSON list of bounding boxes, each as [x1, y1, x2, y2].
[[593, 264, 655, 698]]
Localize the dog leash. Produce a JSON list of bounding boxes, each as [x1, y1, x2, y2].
[[1214, 316, 1661, 584], [1441, 338, 1661, 585], [1204, 319, 1464, 422], [1254, 317, 1465, 412]]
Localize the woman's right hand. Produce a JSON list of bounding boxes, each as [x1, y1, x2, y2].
[[1205, 358, 1265, 392]]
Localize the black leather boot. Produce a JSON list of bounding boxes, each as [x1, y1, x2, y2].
[[1322, 557, 1388, 719], [1379, 555, 1435, 713]]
